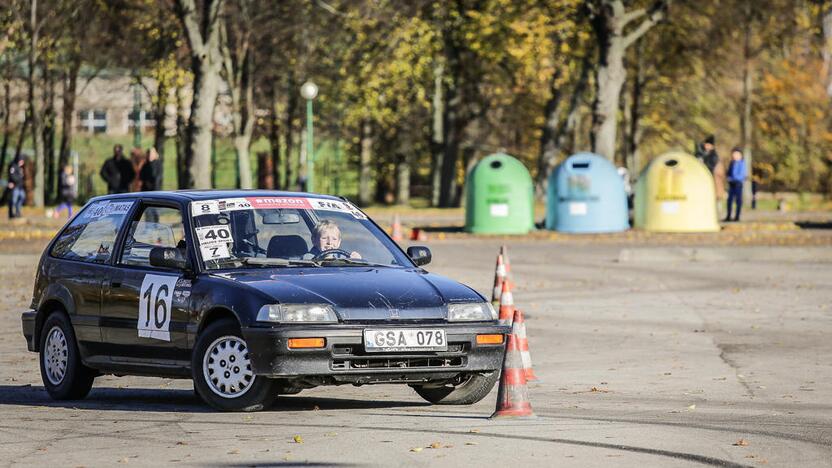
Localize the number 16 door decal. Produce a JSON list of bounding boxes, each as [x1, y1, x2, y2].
[[138, 274, 179, 341]]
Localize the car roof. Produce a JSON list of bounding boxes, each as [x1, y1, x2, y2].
[[89, 190, 346, 204]]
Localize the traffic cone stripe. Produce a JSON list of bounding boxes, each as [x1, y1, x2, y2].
[[491, 308, 535, 419]]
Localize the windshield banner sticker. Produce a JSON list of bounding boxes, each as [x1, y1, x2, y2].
[[192, 197, 367, 219], [84, 201, 133, 219]]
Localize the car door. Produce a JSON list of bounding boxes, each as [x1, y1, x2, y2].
[[101, 202, 193, 366], [47, 199, 135, 358]]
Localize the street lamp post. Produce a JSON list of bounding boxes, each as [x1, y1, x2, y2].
[[300, 81, 318, 192]]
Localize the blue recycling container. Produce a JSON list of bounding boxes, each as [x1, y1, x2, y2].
[[545, 152, 629, 233]]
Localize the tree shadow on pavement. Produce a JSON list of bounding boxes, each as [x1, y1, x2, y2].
[[0, 384, 429, 413], [797, 221, 832, 230]]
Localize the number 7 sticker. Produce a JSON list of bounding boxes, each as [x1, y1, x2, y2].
[[138, 274, 179, 341]]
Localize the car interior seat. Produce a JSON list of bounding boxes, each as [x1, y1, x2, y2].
[[267, 235, 309, 259]]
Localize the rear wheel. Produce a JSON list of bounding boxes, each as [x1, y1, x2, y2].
[[411, 372, 499, 405], [192, 319, 276, 412], [38, 312, 95, 400]]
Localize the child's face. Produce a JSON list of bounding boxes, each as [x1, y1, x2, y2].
[[732, 151, 742, 160], [317, 227, 341, 251]]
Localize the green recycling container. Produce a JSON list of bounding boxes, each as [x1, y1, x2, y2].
[[465, 153, 535, 234]]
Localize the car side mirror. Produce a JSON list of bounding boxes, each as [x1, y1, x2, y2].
[[149, 246, 189, 270], [406, 246, 431, 266]]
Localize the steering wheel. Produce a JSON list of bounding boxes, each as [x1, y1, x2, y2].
[[313, 248, 351, 260]]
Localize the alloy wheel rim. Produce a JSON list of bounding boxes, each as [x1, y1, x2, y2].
[[202, 335, 256, 399], [43, 326, 68, 386]]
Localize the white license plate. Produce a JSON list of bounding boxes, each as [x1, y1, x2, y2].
[[363, 329, 447, 352]]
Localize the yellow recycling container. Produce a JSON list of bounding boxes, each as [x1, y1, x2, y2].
[[634, 151, 719, 232]]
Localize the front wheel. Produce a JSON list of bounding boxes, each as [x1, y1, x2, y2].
[[411, 372, 499, 405], [192, 319, 276, 412], [39, 312, 95, 400]]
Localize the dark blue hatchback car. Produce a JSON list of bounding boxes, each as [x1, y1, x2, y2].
[[22, 191, 509, 411]]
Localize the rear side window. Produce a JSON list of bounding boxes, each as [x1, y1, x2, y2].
[[50, 200, 133, 263]]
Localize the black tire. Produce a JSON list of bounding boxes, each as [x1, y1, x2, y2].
[[412, 372, 499, 405], [38, 312, 95, 400], [192, 319, 276, 412]]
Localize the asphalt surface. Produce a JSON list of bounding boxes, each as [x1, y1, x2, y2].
[[0, 240, 830, 467]]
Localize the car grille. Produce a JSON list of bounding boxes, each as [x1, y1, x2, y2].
[[330, 343, 468, 370]]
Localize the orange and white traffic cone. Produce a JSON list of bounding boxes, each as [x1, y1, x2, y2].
[[391, 214, 403, 242], [498, 278, 515, 325], [500, 245, 511, 277], [491, 309, 535, 419], [491, 254, 506, 309], [513, 309, 538, 382]]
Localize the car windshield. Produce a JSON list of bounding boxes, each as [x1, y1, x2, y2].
[[190, 196, 410, 270]]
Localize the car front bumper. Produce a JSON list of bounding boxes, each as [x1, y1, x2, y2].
[[242, 322, 510, 384]]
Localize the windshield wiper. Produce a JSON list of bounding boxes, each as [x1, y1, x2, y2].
[[314, 257, 393, 268], [242, 257, 320, 267]]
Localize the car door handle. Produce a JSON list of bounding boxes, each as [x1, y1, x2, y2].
[[110, 281, 122, 288]]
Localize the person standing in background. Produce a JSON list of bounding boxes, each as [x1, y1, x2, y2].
[[695, 134, 719, 175], [139, 147, 163, 191], [55, 164, 77, 218], [7, 156, 25, 218], [100, 144, 135, 194], [724, 147, 747, 222]]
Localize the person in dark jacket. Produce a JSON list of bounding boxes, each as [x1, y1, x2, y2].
[[7, 156, 25, 218], [139, 147, 163, 191], [55, 164, 77, 218], [100, 144, 135, 194], [724, 147, 747, 222], [695, 134, 719, 174]]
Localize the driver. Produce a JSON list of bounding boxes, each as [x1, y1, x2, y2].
[[305, 220, 361, 259]]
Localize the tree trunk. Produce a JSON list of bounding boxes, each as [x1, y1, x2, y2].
[[15, 115, 30, 160], [153, 77, 168, 188], [823, 2, 832, 99], [591, 35, 626, 162], [42, 65, 56, 203], [358, 120, 373, 206], [590, 0, 667, 163], [284, 74, 297, 190], [174, 0, 224, 189], [57, 57, 80, 195], [535, 68, 564, 197], [396, 152, 410, 205], [535, 49, 591, 197], [28, 0, 45, 207], [186, 63, 220, 188], [0, 79, 11, 172], [175, 83, 188, 189], [740, 5, 754, 204], [430, 63, 444, 207], [267, 83, 281, 189], [626, 38, 645, 178]]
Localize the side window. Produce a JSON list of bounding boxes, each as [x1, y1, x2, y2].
[[121, 206, 186, 267], [51, 200, 133, 263]]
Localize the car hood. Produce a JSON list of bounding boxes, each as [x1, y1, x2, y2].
[[211, 267, 484, 321]]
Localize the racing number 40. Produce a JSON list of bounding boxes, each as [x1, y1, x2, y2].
[[138, 274, 179, 342]]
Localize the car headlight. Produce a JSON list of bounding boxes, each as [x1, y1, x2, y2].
[[256, 304, 338, 323], [447, 302, 495, 322]]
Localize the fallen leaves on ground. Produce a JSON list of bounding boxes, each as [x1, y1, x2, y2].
[[733, 438, 750, 446], [293, 435, 303, 444]]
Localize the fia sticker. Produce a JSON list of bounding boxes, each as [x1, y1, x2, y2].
[[138, 274, 179, 341], [216, 198, 252, 212]]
